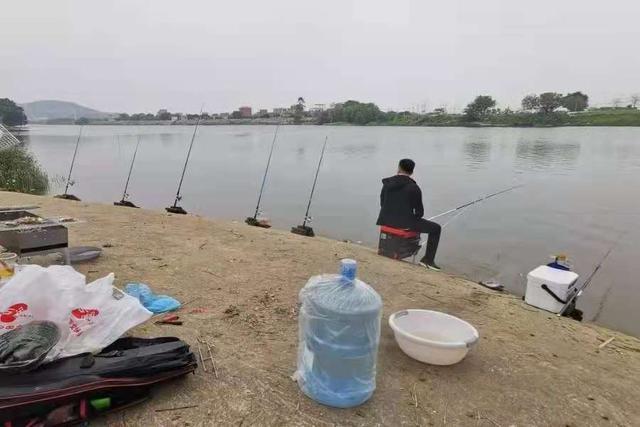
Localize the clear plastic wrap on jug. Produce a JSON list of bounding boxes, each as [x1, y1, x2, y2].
[[295, 259, 383, 408]]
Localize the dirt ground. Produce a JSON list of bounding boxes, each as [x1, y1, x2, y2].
[[2, 192, 640, 427]]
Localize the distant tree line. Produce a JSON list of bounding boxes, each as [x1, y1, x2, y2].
[[521, 92, 589, 113], [459, 91, 590, 123], [463, 96, 497, 121], [315, 90, 640, 127], [114, 111, 212, 121], [0, 98, 27, 126], [107, 90, 639, 127], [313, 93, 586, 126], [293, 97, 305, 124], [323, 100, 384, 125], [4, 90, 634, 128]]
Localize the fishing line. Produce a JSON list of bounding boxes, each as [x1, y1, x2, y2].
[[440, 206, 469, 229]]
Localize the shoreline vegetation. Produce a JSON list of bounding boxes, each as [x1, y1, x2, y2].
[[0, 147, 49, 195], [19, 91, 640, 127], [0, 100, 49, 194], [30, 106, 640, 127]]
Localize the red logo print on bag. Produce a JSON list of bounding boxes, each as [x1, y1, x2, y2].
[[0, 303, 28, 323], [71, 308, 100, 320], [69, 307, 100, 336]]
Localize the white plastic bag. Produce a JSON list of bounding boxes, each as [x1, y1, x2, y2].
[[0, 265, 152, 360]]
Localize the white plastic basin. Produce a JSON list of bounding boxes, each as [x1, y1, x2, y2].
[[388, 309, 479, 365]]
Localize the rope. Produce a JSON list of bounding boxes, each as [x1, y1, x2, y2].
[[0, 124, 21, 150]]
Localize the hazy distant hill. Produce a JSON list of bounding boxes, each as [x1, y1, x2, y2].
[[20, 100, 111, 121]]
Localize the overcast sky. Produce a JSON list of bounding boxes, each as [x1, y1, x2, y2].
[[2, 0, 639, 114]]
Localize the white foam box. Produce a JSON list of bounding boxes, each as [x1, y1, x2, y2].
[[525, 265, 579, 313]]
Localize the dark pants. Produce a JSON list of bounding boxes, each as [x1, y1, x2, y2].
[[412, 219, 441, 264]]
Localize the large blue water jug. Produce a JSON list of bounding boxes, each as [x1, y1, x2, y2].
[[296, 259, 382, 408]]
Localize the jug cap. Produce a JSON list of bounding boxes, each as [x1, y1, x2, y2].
[[340, 259, 357, 281]]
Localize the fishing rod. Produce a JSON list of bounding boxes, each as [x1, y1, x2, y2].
[[291, 136, 328, 237], [114, 136, 141, 208], [245, 125, 280, 228], [428, 184, 523, 222], [559, 239, 619, 316], [166, 108, 204, 215], [414, 184, 523, 249], [54, 126, 83, 201]]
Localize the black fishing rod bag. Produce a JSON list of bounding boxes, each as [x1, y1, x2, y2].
[[0, 337, 197, 426]]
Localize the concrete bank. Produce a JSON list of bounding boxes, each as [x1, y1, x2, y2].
[[1, 192, 639, 426]]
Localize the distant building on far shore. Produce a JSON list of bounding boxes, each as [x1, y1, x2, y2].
[[309, 104, 325, 115], [258, 109, 268, 116], [272, 107, 287, 116], [239, 106, 252, 118]]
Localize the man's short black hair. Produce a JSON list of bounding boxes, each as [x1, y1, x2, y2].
[[398, 158, 415, 174]]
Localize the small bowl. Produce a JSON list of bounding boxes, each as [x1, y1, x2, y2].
[[389, 309, 479, 365]]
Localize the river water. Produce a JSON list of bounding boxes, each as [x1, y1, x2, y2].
[[18, 125, 640, 336]]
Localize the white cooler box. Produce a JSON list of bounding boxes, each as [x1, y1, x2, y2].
[[525, 265, 579, 313]]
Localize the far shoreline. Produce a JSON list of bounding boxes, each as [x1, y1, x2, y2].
[[22, 120, 640, 128]]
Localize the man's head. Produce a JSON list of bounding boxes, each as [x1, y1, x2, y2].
[[398, 158, 415, 175]]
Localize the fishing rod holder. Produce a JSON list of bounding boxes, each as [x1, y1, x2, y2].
[[245, 216, 271, 228], [114, 192, 138, 208], [54, 194, 81, 201], [166, 205, 188, 215], [114, 200, 138, 208], [291, 224, 315, 237]]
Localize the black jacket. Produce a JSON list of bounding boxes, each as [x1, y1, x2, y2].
[[376, 174, 424, 229]]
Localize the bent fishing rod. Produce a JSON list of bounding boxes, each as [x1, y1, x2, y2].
[[428, 184, 523, 222], [246, 125, 280, 227], [166, 108, 204, 215], [55, 126, 83, 201], [559, 237, 621, 316], [292, 136, 328, 237], [114, 136, 141, 208]]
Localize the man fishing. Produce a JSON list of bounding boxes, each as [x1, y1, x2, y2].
[[376, 159, 441, 271]]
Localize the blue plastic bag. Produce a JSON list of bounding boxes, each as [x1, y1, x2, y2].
[[124, 283, 181, 314]]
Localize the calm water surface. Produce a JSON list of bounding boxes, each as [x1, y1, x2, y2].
[[18, 125, 640, 336]]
